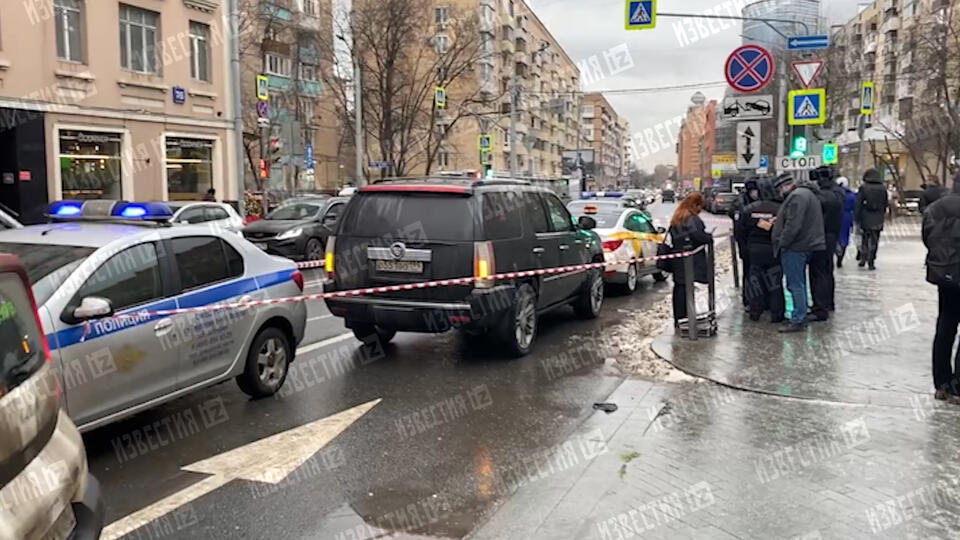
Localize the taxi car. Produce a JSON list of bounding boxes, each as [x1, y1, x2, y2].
[[0, 200, 307, 432], [567, 199, 667, 294]]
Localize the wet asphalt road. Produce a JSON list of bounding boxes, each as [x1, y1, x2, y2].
[[81, 202, 733, 539]]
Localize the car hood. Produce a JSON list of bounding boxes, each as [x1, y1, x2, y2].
[[243, 219, 312, 234]]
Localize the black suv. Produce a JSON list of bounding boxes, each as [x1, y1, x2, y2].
[[323, 179, 605, 356]]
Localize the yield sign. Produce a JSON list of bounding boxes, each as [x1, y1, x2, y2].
[[725, 45, 775, 93], [792, 60, 825, 89]]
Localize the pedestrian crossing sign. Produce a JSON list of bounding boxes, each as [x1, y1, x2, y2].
[[788, 88, 826, 126], [625, 0, 657, 30]]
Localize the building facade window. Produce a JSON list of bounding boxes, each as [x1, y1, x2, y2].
[[435, 34, 448, 54], [438, 149, 450, 168], [189, 21, 210, 82], [299, 62, 318, 81], [55, 0, 84, 62], [58, 130, 123, 200], [119, 4, 159, 74], [435, 6, 449, 27], [166, 137, 214, 200], [264, 53, 292, 76], [302, 0, 318, 17], [298, 97, 315, 123]]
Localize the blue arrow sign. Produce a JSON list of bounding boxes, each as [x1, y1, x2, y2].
[[787, 35, 829, 51]]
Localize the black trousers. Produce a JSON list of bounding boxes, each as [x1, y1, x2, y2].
[[746, 261, 785, 322], [810, 240, 837, 317], [860, 229, 881, 264], [673, 283, 688, 324], [934, 286, 960, 392], [740, 250, 751, 307]]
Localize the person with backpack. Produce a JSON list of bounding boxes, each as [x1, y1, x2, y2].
[[739, 178, 784, 322], [854, 168, 889, 270], [922, 180, 960, 403], [667, 192, 713, 327]]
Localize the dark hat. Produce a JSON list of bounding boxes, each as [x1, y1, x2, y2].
[[863, 168, 881, 183], [745, 178, 759, 191], [774, 172, 794, 188]]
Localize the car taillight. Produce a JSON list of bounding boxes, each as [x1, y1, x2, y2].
[[474, 241, 496, 288], [291, 270, 304, 292], [602, 239, 624, 253], [325, 236, 336, 279]]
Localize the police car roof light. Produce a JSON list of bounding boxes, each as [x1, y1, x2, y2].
[[111, 202, 173, 220], [50, 201, 83, 217]]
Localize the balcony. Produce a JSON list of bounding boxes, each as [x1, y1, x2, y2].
[[882, 12, 900, 34], [516, 36, 528, 54], [480, 14, 495, 34], [500, 35, 515, 53]]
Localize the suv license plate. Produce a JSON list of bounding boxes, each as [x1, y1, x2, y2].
[[375, 260, 423, 273]]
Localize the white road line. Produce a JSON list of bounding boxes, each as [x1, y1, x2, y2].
[[295, 332, 354, 355], [308, 314, 334, 322]]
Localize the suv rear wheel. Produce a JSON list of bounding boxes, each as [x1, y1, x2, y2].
[[351, 324, 396, 346], [574, 269, 604, 319], [237, 327, 291, 398], [498, 283, 537, 357]]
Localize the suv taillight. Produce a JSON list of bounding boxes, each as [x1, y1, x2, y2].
[[325, 236, 336, 279], [291, 270, 304, 292], [474, 241, 496, 288]]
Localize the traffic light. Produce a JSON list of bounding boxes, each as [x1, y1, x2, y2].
[[270, 138, 283, 166], [259, 159, 269, 179], [791, 135, 807, 159]]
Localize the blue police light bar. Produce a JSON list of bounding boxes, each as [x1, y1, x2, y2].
[[47, 200, 173, 222], [111, 202, 173, 220], [49, 201, 84, 217]]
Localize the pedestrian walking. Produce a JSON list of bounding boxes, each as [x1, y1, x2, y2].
[[667, 192, 713, 327], [922, 180, 960, 403], [772, 173, 825, 333], [854, 168, 888, 270], [836, 177, 857, 268], [809, 166, 844, 320], [730, 179, 760, 308], [739, 178, 784, 323], [887, 183, 899, 220]]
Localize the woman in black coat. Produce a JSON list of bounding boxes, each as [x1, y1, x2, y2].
[[668, 192, 713, 326]]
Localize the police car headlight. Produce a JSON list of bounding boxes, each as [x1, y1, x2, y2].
[[277, 228, 303, 241]]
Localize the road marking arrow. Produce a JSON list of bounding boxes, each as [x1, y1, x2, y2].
[[101, 398, 382, 539]]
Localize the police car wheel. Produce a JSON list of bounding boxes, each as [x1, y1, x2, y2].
[[237, 327, 291, 398]]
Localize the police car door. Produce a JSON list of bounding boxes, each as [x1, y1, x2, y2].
[[167, 235, 259, 388], [51, 241, 182, 427]]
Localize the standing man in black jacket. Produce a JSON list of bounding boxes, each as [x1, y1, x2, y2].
[[922, 180, 960, 403], [855, 168, 889, 270], [739, 179, 785, 322], [810, 166, 844, 320], [730, 179, 760, 308]]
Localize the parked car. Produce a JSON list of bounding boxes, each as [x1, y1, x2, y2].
[[0, 200, 307, 431], [167, 201, 244, 232], [324, 178, 605, 356], [661, 188, 676, 203], [0, 253, 104, 539], [242, 197, 349, 261], [567, 201, 667, 294], [712, 192, 739, 214], [0, 205, 22, 229]]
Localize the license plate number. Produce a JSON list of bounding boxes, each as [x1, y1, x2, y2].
[[375, 260, 423, 273]]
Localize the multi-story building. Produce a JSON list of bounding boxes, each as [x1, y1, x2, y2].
[[414, 0, 581, 180], [676, 93, 717, 186], [0, 0, 241, 223], [580, 92, 625, 187], [239, 0, 341, 191], [620, 119, 634, 176]]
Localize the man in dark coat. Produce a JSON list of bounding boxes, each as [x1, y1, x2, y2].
[[809, 166, 844, 320], [920, 182, 945, 214], [854, 168, 888, 270], [922, 180, 960, 403], [773, 173, 825, 332], [730, 179, 760, 307], [739, 179, 784, 322]]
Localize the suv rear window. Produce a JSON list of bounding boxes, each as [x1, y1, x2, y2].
[[340, 193, 475, 241], [0, 272, 45, 396]]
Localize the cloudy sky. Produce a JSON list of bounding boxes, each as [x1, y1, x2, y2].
[[528, 0, 865, 171]]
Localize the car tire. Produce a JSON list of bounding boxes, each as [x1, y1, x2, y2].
[[574, 269, 604, 319], [236, 326, 291, 398], [498, 283, 537, 357], [305, 238, 324, 261], [351, 324, 396, 346], [617, 263, 639, 295], [653, 271, 668, 282]]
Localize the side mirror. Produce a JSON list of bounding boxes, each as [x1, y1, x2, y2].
[[73, 296, 114, 322], [656, 226, 667, 234], [577, 216, 597, 230]]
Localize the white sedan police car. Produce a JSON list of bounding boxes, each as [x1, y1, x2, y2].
[[0, 200, 307, 432]]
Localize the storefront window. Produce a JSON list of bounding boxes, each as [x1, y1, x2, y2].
[[59, 130, 123, 200], [166, 137, 213, 200]]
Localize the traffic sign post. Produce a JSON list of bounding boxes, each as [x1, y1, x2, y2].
[[725, 45, 775, 93], [758, 155, 770, 174], [625, 0, 657, 30], [861, 81, 875, 115], [435, 86, 446, 109], [720, 95, 774, 120], [792, 60, 824, 89], [256, 75, 269, 101], [777, 155, 821, 171], [787, 35, 829, 51], [823, 143, 838, 165], [478, 134, 492, 152], [788, 88, 826, 126], [737, 121, 761, 170]]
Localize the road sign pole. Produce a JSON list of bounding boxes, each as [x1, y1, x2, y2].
[[776, 55, 787, 168]]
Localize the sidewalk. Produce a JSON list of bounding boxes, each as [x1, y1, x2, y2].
[[470, 225, 960, 540]]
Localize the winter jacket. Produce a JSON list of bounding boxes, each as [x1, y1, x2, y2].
[[772, 180, 826, 255], [730, 191, 759, 253], [839, 188, 856, 249], [923, 193, 960, 287], [740, 199, 782, 266], [855, 174, 889, 231], [668, 214, 712, 284], [816, 177, 845, 248]]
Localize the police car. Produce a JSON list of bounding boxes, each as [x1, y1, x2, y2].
[[0, 200, 307, 432], [567, 199, 667, 293]]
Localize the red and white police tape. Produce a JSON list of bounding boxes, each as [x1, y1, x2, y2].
[[110, 245, 707, 319]]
